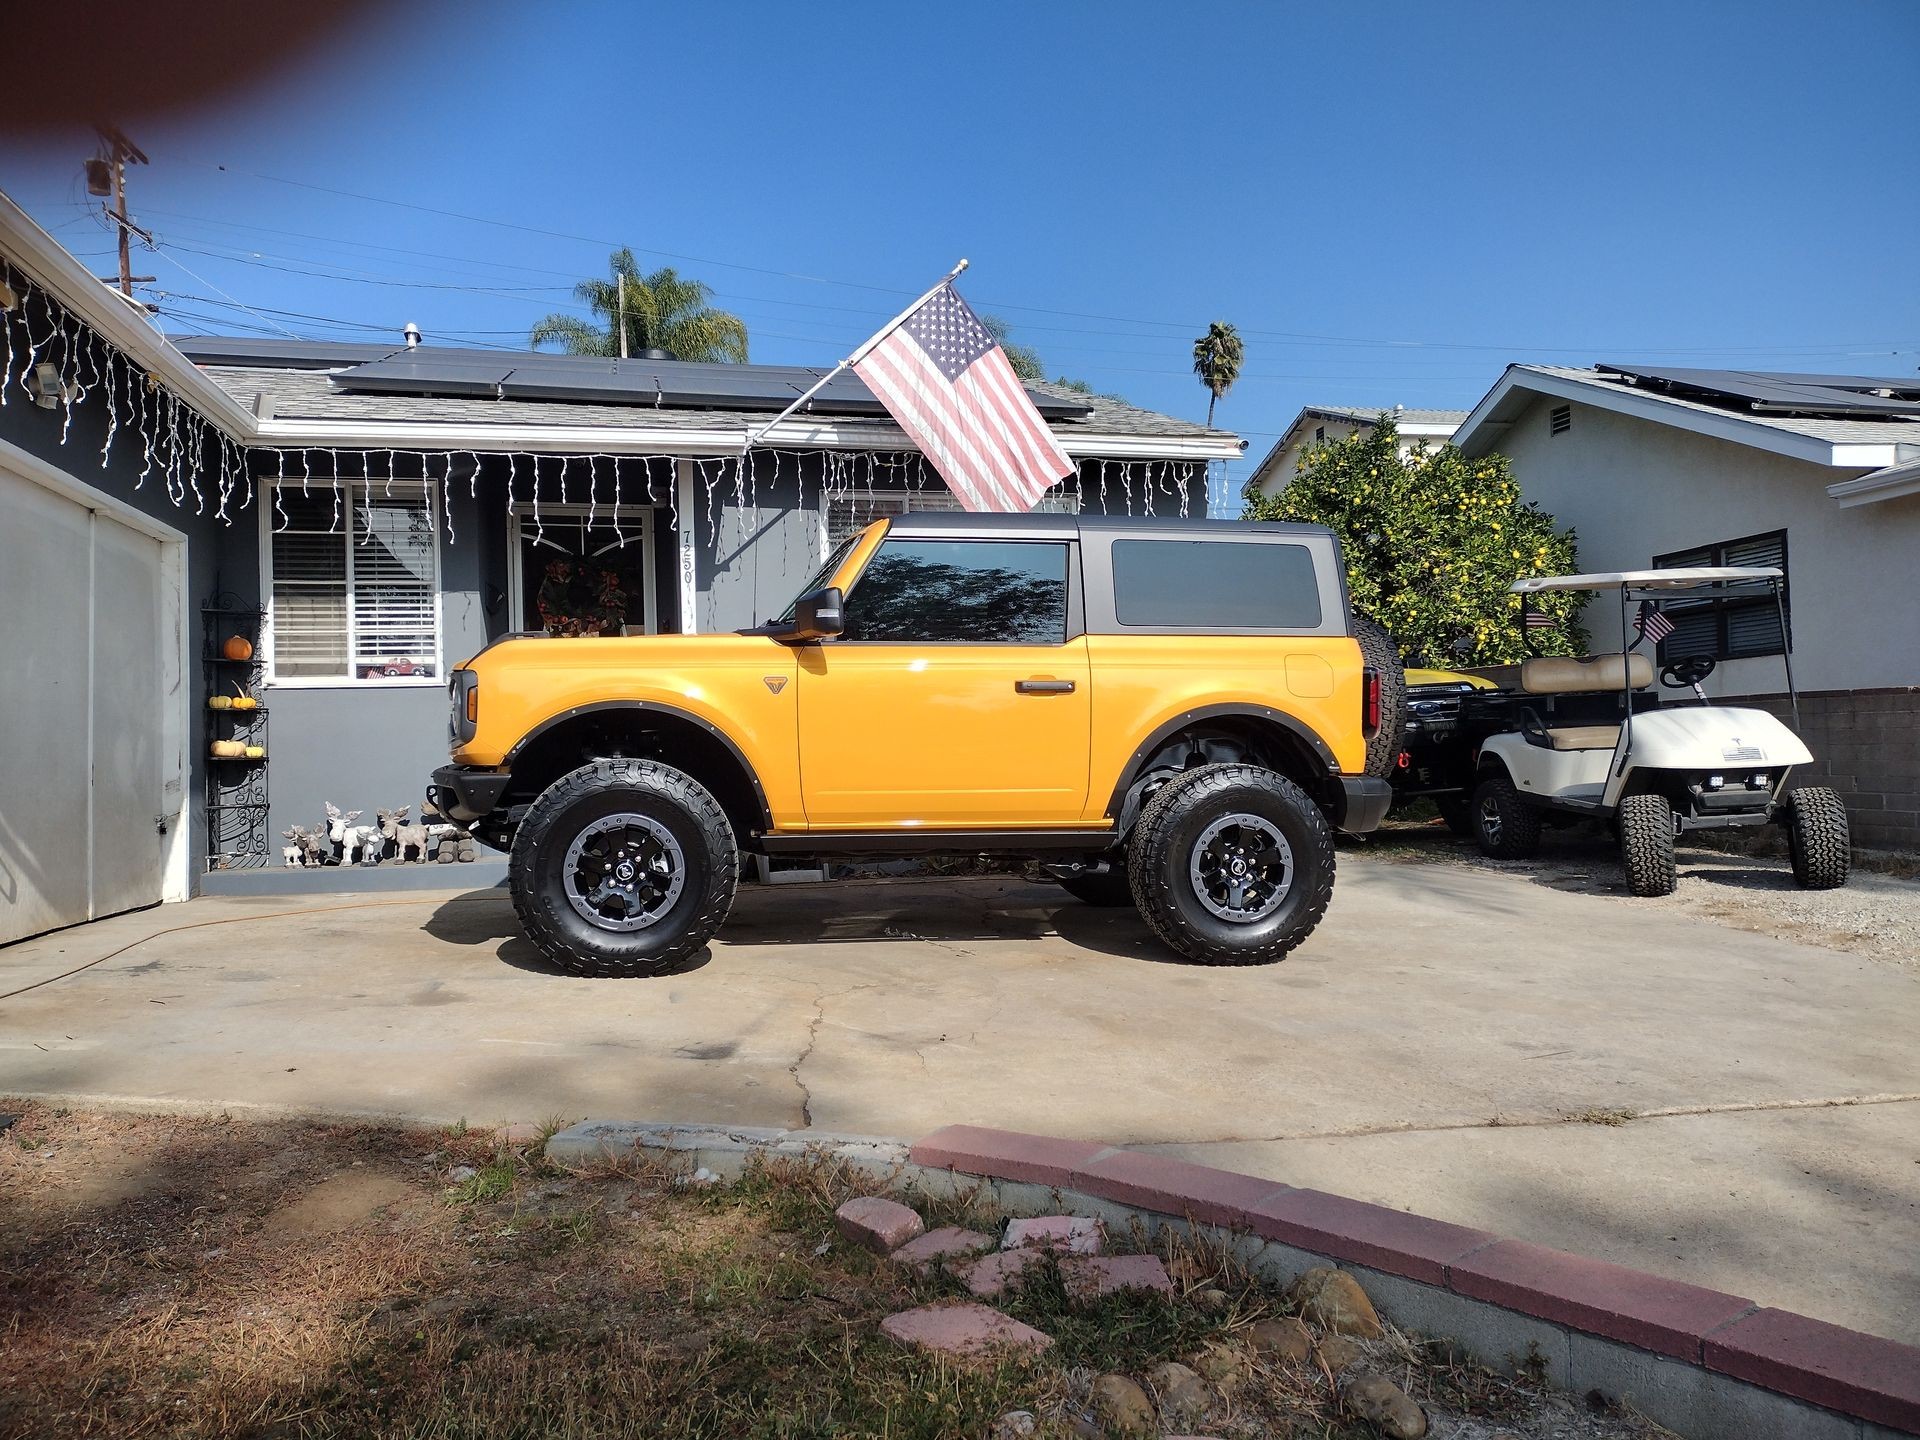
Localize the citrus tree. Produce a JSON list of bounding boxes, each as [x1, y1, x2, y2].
[[1243, 417, 1587, 665]]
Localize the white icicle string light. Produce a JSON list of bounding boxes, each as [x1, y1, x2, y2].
[[273, 450, 289, 531], [613, 455, 626, 543], [529, 454, 544, 546], [99, 347, 119, 466], [585, 453, 599, 533], [442, 452, 456, 545]]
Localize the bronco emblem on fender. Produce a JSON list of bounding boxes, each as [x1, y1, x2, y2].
[[763, 675, 788, 694]]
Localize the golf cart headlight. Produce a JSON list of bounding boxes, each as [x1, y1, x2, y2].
[[1705, 774, 1724, 791], [1749, 773, 1770, 790]]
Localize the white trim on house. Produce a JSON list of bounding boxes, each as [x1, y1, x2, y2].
[[675, 458, 699, 634], [257, 477, 445, 690], [1828, 456, 1920, 508], [1454, 365, 1918, 472], [0, 433, 193, 906]]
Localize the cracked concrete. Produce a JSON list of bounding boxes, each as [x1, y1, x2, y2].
[[1, 861, 1917, 1341]]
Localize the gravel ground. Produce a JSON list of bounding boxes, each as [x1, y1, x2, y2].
[[1362, 818, 1920, 973]]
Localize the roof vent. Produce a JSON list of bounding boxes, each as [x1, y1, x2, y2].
[[403, 322, 421, 348], [1550, 404, 1572, 436], [635, 347, 676, 362]]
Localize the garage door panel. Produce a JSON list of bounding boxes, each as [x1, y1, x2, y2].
[[0, 474, 95, 942], [90, 518, 166, 920]]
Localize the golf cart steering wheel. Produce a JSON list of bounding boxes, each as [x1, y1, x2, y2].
[[1661, 655, 1717, 689]]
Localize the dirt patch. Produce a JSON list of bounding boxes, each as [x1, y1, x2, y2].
[[1362, 817, 1920, 972], [0, 1103, 1674, 1440]]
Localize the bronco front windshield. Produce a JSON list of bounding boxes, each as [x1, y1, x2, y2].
[[772, 532, 860, 625]]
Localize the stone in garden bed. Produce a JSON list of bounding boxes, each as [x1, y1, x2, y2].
[[879, 1302, 1052, 1359], [890, 1225, 996, 1269], [963, 1246, 1049, 1299], [833, 1195, 924, 1255], [1001, 1214, 1102, 1254], [1059, 1253, 1173, 1301]]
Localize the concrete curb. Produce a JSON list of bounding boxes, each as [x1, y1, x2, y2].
[[546, 1118, 1919, 1440]]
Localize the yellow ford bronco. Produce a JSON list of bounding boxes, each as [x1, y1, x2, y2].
[[430, 513, 1401, 975]]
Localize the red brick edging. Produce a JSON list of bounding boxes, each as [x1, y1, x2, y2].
[[910, 1124, 1920, 1435]]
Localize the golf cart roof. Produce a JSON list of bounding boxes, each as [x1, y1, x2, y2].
[[1511, 567, 1783, 594]]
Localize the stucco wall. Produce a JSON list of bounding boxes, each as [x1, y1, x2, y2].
[[1495, 394, 1918, 694]]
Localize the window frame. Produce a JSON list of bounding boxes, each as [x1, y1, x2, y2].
[[1651, 528, 1790, 662], [506, 503, 659, 637], [837, 536, 1082, 646], [1079, 531, 1348, 638], [260, 477, 445, 689]]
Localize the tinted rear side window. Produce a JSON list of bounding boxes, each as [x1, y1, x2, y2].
[[1111, 539, 1322, 629], [844, 539, 1070, 642]]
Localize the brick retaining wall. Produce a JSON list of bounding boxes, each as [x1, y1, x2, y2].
[[1735, 688, 1920, 849]]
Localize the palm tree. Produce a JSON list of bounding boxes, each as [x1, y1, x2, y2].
[[980, 313, 1045, 383], [530, 248, 749, 362], [1191, 321, 1244, 427]]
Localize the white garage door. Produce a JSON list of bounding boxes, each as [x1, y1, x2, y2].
[[0, 454, 182, 944]]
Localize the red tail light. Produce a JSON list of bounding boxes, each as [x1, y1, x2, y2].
[[1362, 667, 1382, 737]]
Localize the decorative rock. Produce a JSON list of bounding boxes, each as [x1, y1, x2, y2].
[[1246, 1316, 1314, 1365], [1060, 1253, 1174, 1301], [1002, 1214, 1102, 1254], [1291, 1266, 1384, 1339], [1089, 1373, 1156, 1437], [1190, 1341, 1248, 1386], [1193, 1286, 1231, 1313], [890, 1225, 996, 1269], [1344, 1373, 1428, 1439], [990, 1410, 1037, 1439], [879, 1302, 1052, 1359], [1316, 1336, 1363, 1374], [834, 1195, 925, 1255], [963, 1247, 1049, 1299], [1146, 1361, 1211, 1426]]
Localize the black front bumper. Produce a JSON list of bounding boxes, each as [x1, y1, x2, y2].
[[429, 764, 511, 824], [1332, 775, 1394, 835]]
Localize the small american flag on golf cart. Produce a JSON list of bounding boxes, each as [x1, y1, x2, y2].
[[1634, 601, 1676, 644], [1523, 610, 1560, 629]]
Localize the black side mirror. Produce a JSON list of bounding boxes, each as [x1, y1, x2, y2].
[[780, 586, 844, 643]]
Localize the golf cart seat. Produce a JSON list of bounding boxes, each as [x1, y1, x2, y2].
[[1520, 652, 1653, 695], [1543, 723, 1622, 751]]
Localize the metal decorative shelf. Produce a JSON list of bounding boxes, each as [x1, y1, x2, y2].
[[202, 592, 270, 871]]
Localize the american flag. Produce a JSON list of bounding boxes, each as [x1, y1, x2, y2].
[[1634, 601, 1676, 644], [1523, 610, 1560, 629], [852, 284, 1075, 512]]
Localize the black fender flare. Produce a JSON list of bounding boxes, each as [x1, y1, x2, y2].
[[1105, 703, 1342, 833], [505, 700, 774, 831]]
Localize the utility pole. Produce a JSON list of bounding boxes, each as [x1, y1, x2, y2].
[[616, 273, 628, 358], [86, 126, 152, 299]]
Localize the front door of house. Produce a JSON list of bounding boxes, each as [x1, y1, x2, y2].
[[513, 508, 658, 636]]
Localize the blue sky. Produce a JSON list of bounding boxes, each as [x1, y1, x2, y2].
[[6, 0, 1917, 484]]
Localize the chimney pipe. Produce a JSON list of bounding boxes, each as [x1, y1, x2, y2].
[[403, 322, 421, 348]]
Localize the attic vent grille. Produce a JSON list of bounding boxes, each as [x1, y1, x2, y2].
[[1550, 404, 1572, 436]]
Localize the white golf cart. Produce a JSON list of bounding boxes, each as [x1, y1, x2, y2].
[[1469, 567, 1850, 896]]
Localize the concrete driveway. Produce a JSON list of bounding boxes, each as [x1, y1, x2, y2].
[[3, 854, 1916, 1343]]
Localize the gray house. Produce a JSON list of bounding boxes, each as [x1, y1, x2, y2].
[[1455, 363, 1920, 848], [0, 193, 1241, 941]]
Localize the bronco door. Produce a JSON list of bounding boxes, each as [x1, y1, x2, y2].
[[796, 534, 1090, 828]]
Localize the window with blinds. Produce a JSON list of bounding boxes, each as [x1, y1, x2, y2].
[[826, 484, 1080, 546], [268, 482, 440, 682], [1652, 530, 1788, 661]]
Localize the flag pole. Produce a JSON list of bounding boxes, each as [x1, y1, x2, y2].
[[741, 258, 969, 450]]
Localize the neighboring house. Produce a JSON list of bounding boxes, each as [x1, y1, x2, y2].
[[1455, 363, 1920, 848], [1248, 404, 1466, 497], [0, 194, 1241, 938]]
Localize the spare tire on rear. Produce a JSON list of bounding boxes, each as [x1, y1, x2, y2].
[[1352, 615, 1407, 780]]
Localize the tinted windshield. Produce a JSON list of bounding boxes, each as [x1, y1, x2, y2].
[[772, 532, 860, 625]]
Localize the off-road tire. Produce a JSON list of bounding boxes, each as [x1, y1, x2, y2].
[[1127, 763, 1335, 965], [509, 759, 738, 977], [1783, 786, 1850, 890], [1056, 864, 1135, 907], [1435, 795, 1476, 838], [1471, 773, 1542, 859], [1353, 615, 1408, 781], [1617, 793, 1677, 897]]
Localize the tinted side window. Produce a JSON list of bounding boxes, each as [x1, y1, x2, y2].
[[843, 540, 1069, 643], [1112, 539, 1322, 629]]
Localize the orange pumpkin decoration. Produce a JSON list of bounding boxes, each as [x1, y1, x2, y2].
[[222, 635, 254, 662]]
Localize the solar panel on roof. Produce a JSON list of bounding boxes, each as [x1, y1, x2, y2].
[[332, 353, 520, 398], [1598, 364, 1920, 417]]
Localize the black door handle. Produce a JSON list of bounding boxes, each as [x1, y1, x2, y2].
[[1015, 679, 1076, 694]]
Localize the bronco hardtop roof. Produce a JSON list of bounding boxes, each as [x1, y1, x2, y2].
[[884, 511, 1333, 541]]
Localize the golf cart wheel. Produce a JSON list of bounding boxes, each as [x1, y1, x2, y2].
[[1471, 774, 1542, 859], [1126, 763, 1335, 966], [1056, 863, 1134, 907], [1617, 793, 1677, 897], [1435, 795, 1476, 838], [509, 759, 738, 977], [1353, 616, 1408, 781], [1783, 786, 1850, 890]]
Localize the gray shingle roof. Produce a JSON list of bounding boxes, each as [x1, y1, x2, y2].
[[1519, 366, 1920, 447], [188, 348, 1233, 446], [1302, 405, 1469, 427]]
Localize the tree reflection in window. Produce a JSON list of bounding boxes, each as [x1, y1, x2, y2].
[[843, 540, 1068, 643]]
